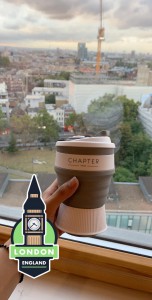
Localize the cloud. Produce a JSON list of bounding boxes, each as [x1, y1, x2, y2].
[[3, 0, 152, 29], [4, 0, 113, 20], [0, 0, 151, 52], [113, 0, 152, 29]]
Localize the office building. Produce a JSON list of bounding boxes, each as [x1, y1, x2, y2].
[[77, 43, 88, 61], [69, 73, 152, 113], [138, 94, 152, 139]]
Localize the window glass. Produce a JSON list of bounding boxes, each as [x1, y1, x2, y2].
[[0, 0, 152, 251]]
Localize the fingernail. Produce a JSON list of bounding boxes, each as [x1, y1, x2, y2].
[[69, 177, 79, 188]]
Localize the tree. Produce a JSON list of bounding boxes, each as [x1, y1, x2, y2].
[[115, 122, 133, 164], [33, 109, 59, 143], [58, 71, 70, 80], [147, 62, 152, 70], [130, 120, 143, 134], [114, 167, 136, 182], [35, 80, 44, 87], [65, 112, 89, 135], [117, 95, 140, 121], [147, 154, 152, 176], [0, 108, 7, 131], [7, 133, 18, 153], [10, 110, 60, 145], [87, 93, 152, 182], [75, 113, 88, 135], [134, 162, 147, 177], [10, 114, 36, 144], [115, 95, 152, 181], [65, 113, 77, 127], [0, 56, 10, 67], [88, 94, 118, 113], [45, 94, 56, 104], [46, 71, 70, 81], [86, 94, 123, 140]]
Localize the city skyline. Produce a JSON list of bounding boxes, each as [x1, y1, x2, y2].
[[0, 0, 152, 53]]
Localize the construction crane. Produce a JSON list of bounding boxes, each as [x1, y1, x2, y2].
[[96, 0, 105, 74]]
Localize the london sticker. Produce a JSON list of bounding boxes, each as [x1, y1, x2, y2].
[[9, 174, 59, 279]]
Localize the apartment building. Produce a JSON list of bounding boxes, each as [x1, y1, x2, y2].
[[138, 94, 152, 139], [33, 79, 69, 100], [24, 94, 45, 109], [24, 94, 64, 127], [45, 104, 64, 127], [0, 82, 10, 119]]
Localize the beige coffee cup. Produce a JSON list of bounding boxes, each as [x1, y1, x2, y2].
[[55, 133, 115, 236]]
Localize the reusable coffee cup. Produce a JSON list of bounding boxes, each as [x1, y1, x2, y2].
[[55, 132, 115, 236]]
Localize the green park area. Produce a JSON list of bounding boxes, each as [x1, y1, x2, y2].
[[0, 148, 56, 175]]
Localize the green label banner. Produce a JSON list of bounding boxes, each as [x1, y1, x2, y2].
[[10, 245, 59, 259]]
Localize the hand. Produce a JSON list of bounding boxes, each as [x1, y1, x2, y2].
[[42, 177, 79, 237]]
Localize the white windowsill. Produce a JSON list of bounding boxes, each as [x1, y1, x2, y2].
[[9, 269, 152, 300]]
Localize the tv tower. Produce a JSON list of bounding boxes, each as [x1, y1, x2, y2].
[[96, 0, 105, 74]]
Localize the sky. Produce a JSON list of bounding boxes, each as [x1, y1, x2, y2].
[[0, 0, 152, 53]]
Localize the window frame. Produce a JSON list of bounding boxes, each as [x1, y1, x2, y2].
[[1, 215, 151, 253], [0, 224, 152, 293]]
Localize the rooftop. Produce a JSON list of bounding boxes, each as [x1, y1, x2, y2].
[[106, 183, 152, 211], [0, 173, 8, 190], [70, 73, 135, 85], [0, 178, 152, 212]]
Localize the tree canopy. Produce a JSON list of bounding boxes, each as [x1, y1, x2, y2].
[[0, 108, 8, 131], [7, 133, 18, 153], [10, 114, 35, 144], [10, 110, 59, 144], [65, 113, 77, 127], [66, 93, 152, 182], [115, 96, 152, 181], [88, 94, 121, 113], [86, 94, 123, 141], [46, 71, 70, 81], [0, 56, 10, 67], [114, 167, 136, 182], [45, 94, 56, 104], [117, 95, 140, 122], [33, 109, 59, 143]]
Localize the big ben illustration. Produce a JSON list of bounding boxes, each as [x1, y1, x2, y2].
[[23, 175, 46, 246], [10, 174, 59, 279]]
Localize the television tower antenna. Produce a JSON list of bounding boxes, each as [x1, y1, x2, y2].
[[96, 0, 105, 74]]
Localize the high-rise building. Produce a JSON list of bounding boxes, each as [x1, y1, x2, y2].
[[131, 50, 136, 58], [77, 43, 88, 61], [136, 64, 152, 86]]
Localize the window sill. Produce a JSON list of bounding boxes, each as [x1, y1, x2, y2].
[[0, 225, 152, 293]]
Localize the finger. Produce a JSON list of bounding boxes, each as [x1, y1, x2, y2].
[[43, 178, 58, 199], [45, 177, 79, 214]]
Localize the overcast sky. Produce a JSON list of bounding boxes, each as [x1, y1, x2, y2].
[[0, 0, 152, 53]]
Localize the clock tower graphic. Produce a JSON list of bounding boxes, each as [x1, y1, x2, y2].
[[9, 174, 59, 279], [23, 175, 45, 246]]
